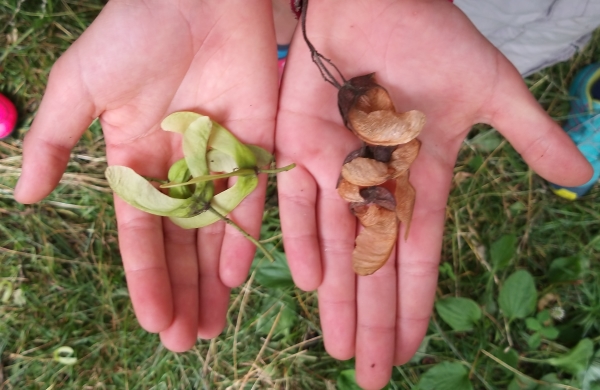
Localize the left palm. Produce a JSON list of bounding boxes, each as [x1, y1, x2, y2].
[[15, 0, 279, 352]]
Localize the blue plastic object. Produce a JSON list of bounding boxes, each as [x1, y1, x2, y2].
[[550, 63, 600, 200]]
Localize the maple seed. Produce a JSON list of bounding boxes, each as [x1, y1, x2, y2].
[[351, 204, 399, 276], [339, 74, 425, 146], [389, 138, 421, 178], [337, 178, 364, 203], [341, 157, 389, 187], [299, 0, 424, 276], [336, 74, 425, 275]]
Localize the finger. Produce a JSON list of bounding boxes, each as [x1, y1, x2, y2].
[[355, 250, 397, 390], [316, 185, 358, 360], [14, 55, 96, 203], [114, 197, 173, 333], [159, 220, 199, 352], [277, 161, 322, 291], [197, 218, 230, 339], [394, 143, 457, 365], [486, 60, 593, 186], [219, 174, 268, 288]]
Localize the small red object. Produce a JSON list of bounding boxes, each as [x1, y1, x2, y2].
[[0, 93, 17, 139], [290, 0, 302, 18]]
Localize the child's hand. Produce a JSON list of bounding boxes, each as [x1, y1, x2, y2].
[[276, 0, 592, 388], [15, 0, 279, 352]]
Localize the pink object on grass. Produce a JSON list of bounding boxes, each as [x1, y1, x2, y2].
[[0, 93, 17, 139]]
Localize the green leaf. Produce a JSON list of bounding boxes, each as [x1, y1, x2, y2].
[[336, 370, 391, 390], [526, 318, 542, 332], [470, 131, 503, 152], [467, 155, 484, 171], [254, 244, 294, 288], [499, 270, 537, 320], [527, 332, 542, 349], [439, 262, 456, 281], [169, 176, 258, 229], [419, 362, 473, 390], [583, 350, 600, 390], [509, 201, 526, 215], [435, 297, 482, 331], [105, 166, 192, 217], [537, 310, 551, 323], [539, 326, 559, 340], [256, 291, 297, 337], [548, 255, 589, 283], [491, 234, 517, 270], [537, 373, 566, 390], [337, 370, 373, 390], [547, 338, 594, 376], [494, 347, 519, 369], [508, 375, 537, 390]]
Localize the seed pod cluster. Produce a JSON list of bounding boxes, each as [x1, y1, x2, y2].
[[105, 112, 274, 229], [336, 74, 425, 276]]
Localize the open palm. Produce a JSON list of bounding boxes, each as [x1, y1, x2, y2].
[[276, 1, 592, 388], [15, 0, 278, 352]]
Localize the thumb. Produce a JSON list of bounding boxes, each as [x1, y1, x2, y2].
[[485, 60, 593, 187], [14, 55, 97, 203]]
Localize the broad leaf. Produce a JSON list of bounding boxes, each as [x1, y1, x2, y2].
[[537, 373, 567, 390], [508, 375, 537, 390], [419, 362, 473, 390], [494, 347, 519, 369], [547, 338, 594, 376], [526, 318, 542, 332], [470, 131, 503, 152], [254, 244, 294, 288], [499, 270, 537, 320], [539, 326, 559, 340], [435, 297, 482, 331], [337, 369, 390, 390], [527, 332, 542, 349], [548, 255, 589, 283], [105, 166, 192, 217], [337, 370, 365, 390], [491, 234, 517, 270], [256, 291, 298, 337]]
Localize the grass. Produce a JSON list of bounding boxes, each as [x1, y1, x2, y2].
[[1, 1, 600, 389]]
